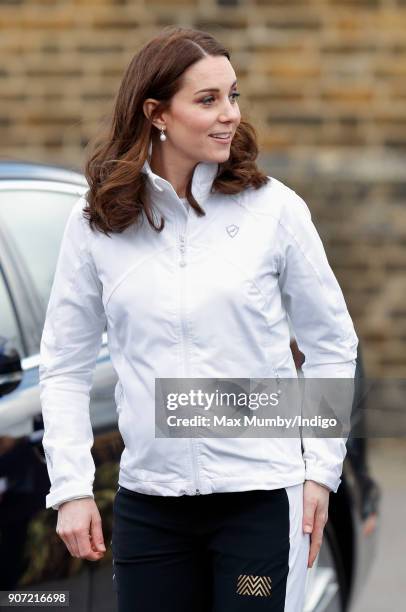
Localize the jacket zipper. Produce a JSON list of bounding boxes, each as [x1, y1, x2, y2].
[[272, 367, 282, 396], [178, 230, 201, 496]]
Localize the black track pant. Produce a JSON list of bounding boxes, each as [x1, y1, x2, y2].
[[111, 484, 310, 611]]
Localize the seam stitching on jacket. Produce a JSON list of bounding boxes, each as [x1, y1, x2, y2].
[[103, 244, 175, 307], [276, 217, 325, 286]]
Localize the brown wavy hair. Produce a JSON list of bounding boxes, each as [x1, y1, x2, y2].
[[83, 25, 269, 237]]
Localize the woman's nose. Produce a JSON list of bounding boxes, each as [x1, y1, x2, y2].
[[218, 99, 241, 123], [218, 112, 240, 127]]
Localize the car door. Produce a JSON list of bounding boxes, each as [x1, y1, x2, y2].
[[0, 180, 122, 611]]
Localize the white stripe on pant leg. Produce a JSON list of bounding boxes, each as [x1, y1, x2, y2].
[[284, 483, 311, 611]]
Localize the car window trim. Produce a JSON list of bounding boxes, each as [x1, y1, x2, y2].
[[0, 258, 26, 355], [0, 180, 89, 356]]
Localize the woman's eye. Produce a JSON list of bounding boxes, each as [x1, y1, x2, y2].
[[201, 92, 241, 105]]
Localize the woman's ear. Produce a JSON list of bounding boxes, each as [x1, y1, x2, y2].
[[143, 98, 165, 129]]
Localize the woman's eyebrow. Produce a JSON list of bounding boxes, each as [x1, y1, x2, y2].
[[194, 80, 237, 94]]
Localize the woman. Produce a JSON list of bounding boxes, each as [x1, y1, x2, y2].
[[39, 26, 358, 611]]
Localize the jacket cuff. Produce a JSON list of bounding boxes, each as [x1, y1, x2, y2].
[[52, 495, 94, 511], [302, 359, 357, 379], [304, 470, 340, 493], [46, 484, 94, 511]]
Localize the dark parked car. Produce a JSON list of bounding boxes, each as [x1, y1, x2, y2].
[[0, 160, 380, 611]]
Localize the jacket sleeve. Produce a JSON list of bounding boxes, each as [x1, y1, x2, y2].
[[39, 196, 107, 510], [277, 190, 359, 493]]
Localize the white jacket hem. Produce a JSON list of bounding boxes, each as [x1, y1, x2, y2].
[[118, 470, 307, 497]]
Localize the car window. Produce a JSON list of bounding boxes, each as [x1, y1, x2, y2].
[[0, 265, 23, 355], [0, 188, 81, 315]]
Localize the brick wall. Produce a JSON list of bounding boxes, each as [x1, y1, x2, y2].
[[1, 0, 405, 376]]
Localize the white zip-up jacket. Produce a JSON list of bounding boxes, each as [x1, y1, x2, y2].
[[39, 158, 358, 510]]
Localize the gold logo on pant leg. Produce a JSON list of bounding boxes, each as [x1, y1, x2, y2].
[[236, 574, 272, 597]]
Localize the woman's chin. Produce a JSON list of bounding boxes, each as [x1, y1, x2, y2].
[[205, 148, 231, 163]]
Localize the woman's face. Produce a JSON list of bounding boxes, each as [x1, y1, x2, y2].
[[150, 55, 241, 165]]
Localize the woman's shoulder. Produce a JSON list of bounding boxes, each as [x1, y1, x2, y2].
[[71, 191, 100, 234], [62, 193, 95, 250], [238, 175, 312, 226], [67, 193, 89, 224]]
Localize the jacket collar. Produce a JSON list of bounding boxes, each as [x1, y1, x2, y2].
[[141, 146, 219, 220]]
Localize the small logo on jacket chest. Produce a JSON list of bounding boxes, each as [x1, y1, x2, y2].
[[226, 224, 239, 238]]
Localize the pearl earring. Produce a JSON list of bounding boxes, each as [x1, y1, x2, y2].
[[159, 126, 167, 142]]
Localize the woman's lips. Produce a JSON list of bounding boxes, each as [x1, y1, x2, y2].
[[209, 134, 232, 144]]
